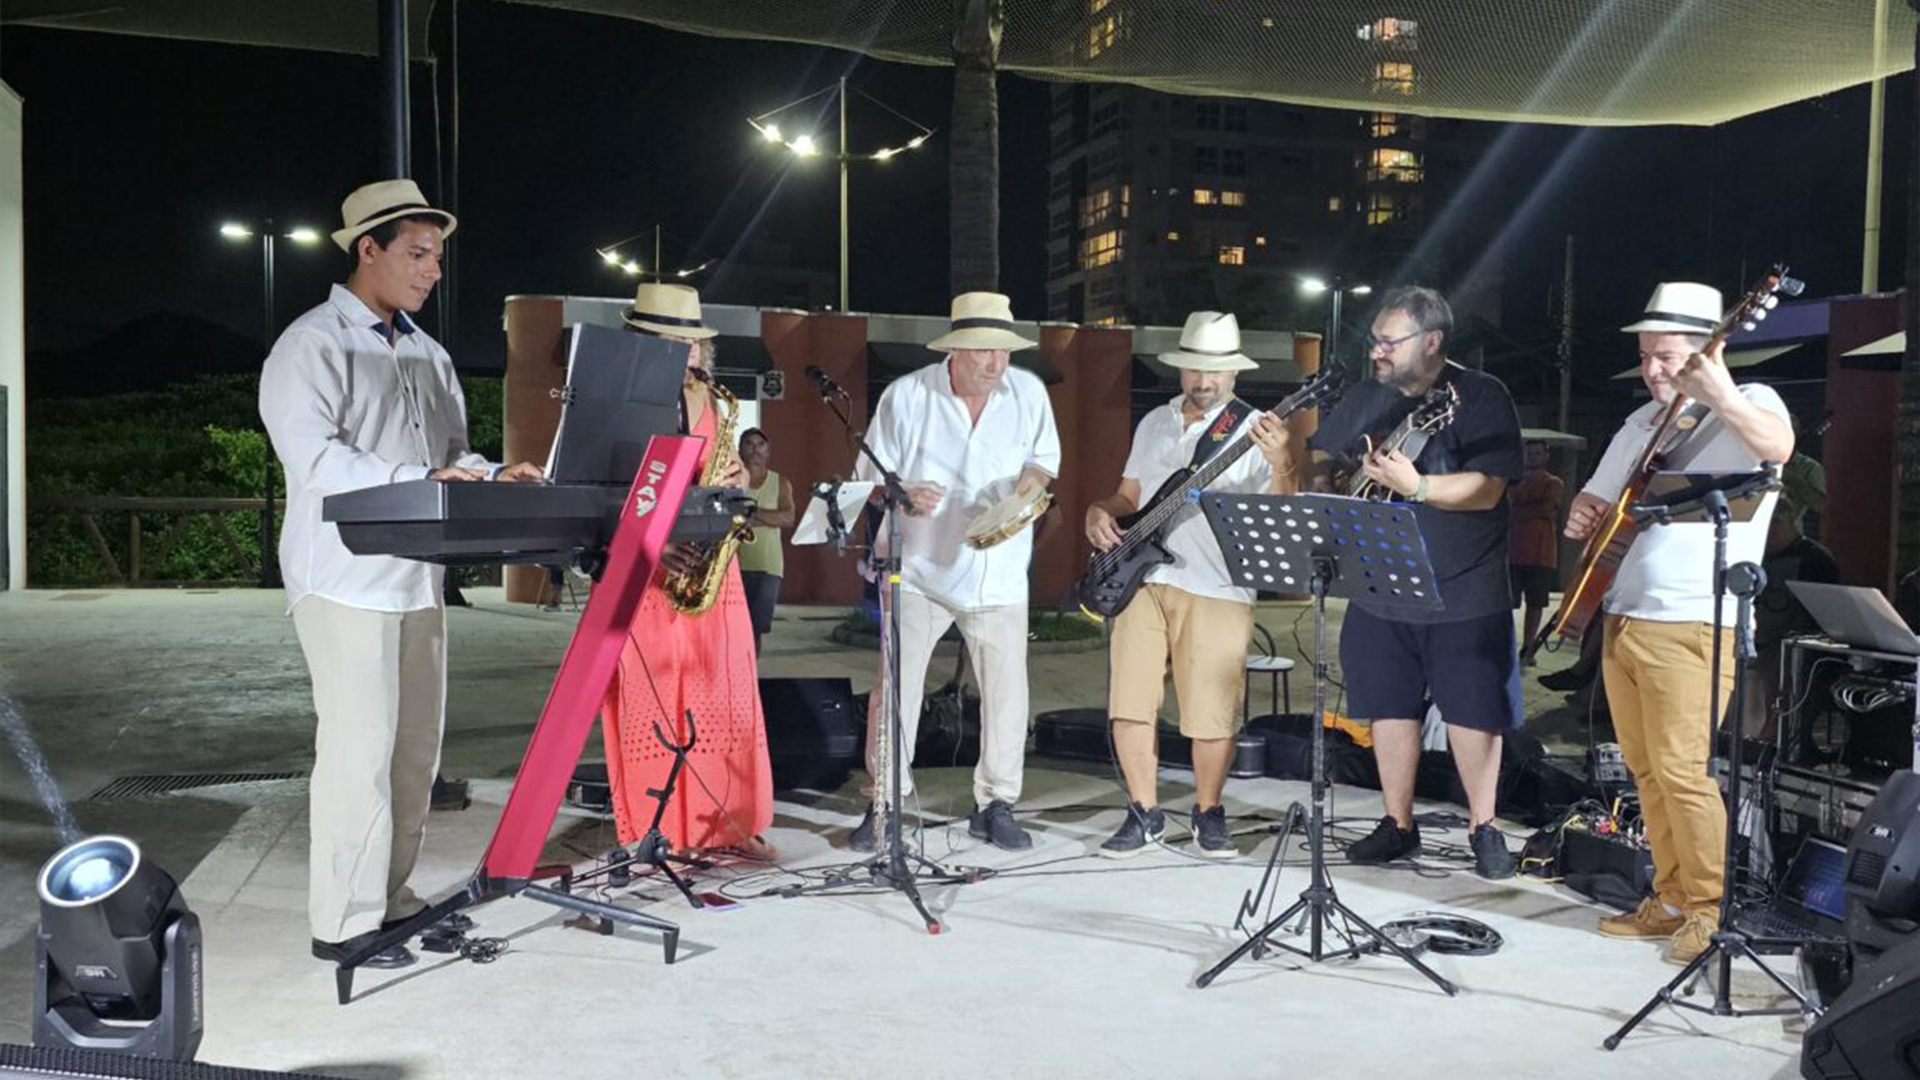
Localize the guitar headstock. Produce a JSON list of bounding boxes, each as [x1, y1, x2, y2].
[[1716, 263, 1806, 344], [1288, 363, 1350, 412], [1410, 382, 1460, 433]]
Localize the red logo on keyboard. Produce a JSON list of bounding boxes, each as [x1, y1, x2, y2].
[[633, 458, 668, 519]]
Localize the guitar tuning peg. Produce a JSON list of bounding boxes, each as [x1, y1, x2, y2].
[[1751, 308, 1768, 321], [1740, 320, 1757, 332], [1762, 295, 1779, 309]]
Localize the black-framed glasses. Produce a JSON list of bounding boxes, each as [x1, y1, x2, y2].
[[1365, 330, 1424, 353]]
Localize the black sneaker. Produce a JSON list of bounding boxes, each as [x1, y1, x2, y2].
[[311, 930, 415, 969], [1097, 802, 1166, 859], [968, 799, 1034, 851], [847, 807, 878, 853], [1347, 815, 1422, 865], [1470, 823, 1517, 880], [1191, 804, 1236, 859]]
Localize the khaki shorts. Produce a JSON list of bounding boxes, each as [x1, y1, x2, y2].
[[1109, 583, 1254, 740]]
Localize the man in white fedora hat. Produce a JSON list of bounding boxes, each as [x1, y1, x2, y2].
[[1085, 311, 1292, 858], [847, 291, 1061, 852], [1269, 285, 1527, 881], [260, 179, 542, 969], [1565, 281, 1792, 964]]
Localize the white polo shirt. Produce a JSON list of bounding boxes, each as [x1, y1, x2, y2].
[[260, 284, 496, 614], [859, 359, 1062, 611], [1584, 383, 1789, 623], [1122, 395, 1276, 604]]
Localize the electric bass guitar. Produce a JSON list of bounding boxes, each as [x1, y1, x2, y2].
[[1531, 263, 1804, 652], [1076, 366, 1348, 618], [1347, 383, 1460, 501]]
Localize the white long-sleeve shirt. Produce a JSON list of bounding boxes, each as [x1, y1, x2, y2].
[[259, 284, 494, 613], [858, 359, 1062, 611]]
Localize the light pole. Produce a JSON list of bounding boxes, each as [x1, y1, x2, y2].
[[1299, 276, 1372, 371], [594, 224, 718, 284], [751, 80, 935, 311], [221, 219, 320, 589]]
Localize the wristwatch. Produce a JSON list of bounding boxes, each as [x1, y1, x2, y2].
[[1410, 475, 1430, 503]]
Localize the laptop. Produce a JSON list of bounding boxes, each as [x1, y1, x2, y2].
[[1739, 836, 1850, 946], [1786, 581, 1920, 656]]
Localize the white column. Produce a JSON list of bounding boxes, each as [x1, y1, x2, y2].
[[0, 81, 25, 590]]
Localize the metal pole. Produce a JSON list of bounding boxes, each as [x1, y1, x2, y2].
[[1558, 234, 1574, 433], [1328, 287, 1342, 371], [839, 76, 849, 311], [261, 221, 276, 344], [261, 222, 280, 589], [380, 0, 411, 176], [1864, 0, 1890, 292], [654, 224, 662, 279]]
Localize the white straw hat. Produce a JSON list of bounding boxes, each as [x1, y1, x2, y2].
[[330, 179, 456, 252], [927, 292, 1037, 352], [1159, 311, 1257, 371], [623, 283, 718, 340], [1621, 282, 1723, 334]]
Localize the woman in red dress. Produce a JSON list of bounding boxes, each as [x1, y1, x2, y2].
[[600, 283, 773, 855]]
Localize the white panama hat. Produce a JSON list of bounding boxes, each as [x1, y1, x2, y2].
[[927, 292, 1038, 352], [623, 283, 718, 340], [1159, 311, 1257, 372], [331, 179, 456, 252], [1621, 282, 1724, 335]]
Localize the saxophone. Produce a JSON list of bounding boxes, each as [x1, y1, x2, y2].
[[661, 369, 752, 616]]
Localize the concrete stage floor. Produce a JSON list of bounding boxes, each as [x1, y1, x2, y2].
[[0, 588, 1808, 1079]]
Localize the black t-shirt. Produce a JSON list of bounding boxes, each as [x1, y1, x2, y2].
[[1309, 362, 1525, 624]]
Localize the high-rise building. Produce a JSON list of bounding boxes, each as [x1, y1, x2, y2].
[[1045, 10, 1493, 329]]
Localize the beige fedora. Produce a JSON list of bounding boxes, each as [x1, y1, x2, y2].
[[1159, 311, 1257, 371], [330, 179, 457, 252], [927, 292, 1037, 352], [623, 283, 718, 339], [1622, 282, 1723, 334]]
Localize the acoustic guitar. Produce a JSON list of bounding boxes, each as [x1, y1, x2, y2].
[[1348, 382, 1461, 501]]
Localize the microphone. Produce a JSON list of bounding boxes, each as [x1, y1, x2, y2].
[[804, 365, 848, 399]]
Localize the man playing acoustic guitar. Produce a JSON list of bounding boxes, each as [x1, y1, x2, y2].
[[1270, 286, 1527, 881], [1569, 282, 1792, 964]]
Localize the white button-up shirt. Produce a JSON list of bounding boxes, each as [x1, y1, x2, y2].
[[1584, 383, 1788, 623], [859, 359, 1062, 611], [1123, 395, 1276, 604], [260, 284, 494, 613]]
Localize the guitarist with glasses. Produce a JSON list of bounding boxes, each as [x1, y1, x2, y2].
[[1269, 285, 1527, 880], [1084, 312, 1295, 858], [1566, 281, 1793, 965]]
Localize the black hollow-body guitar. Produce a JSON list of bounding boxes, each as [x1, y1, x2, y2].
[[1076, 368, 1348, 618]]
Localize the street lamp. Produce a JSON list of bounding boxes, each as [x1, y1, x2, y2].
[[750, 79, 936, 311], [1299, 276, 1372, 370], [221, 217, 319, 590], [593, 224, 717, 283]]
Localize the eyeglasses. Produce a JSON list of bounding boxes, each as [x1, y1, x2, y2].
[[1365, 330, 1425, 353]]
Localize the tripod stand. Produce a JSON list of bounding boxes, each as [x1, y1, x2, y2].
[[1194, 494, 1456, 995], [1606, 472, 1817, 1048], [564, 712, 714, 911], [798, 372, 972, 932]]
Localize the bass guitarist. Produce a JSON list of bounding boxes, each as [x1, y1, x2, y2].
[[1569, 282, 1792, 965], [1270, 285, 1526, 880], [1085, 312, 1294, 858]]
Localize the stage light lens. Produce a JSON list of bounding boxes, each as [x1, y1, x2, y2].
[[38, 837, 137, 906]]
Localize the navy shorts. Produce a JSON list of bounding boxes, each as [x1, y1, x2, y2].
[[1339, 605, 1525, 732]]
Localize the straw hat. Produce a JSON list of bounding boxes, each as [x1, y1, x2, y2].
[[1159, 311, 1257, 371], [1621, 282, 1723, 334], [927, 292, 1037, 352], [330, 179, 457, 252], [623, 283, 718, 339]]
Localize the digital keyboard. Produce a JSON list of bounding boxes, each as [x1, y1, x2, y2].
[[322, 479, 748, 566]]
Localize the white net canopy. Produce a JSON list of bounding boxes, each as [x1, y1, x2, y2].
[[6, 0, 1916, 126]]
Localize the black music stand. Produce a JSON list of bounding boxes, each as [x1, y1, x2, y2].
[[1192, 492, 1456, 996], [1604, 467, 1819, 1047]]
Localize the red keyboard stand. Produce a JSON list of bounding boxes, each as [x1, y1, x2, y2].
[[333, 436, 702, 1004]]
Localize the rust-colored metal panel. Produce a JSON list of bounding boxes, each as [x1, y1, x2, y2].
[[760, 311, 869, 605], [1035, 324, 1132, 607], [502, 296, 567, 604], [1823, 294, 1903, 591]]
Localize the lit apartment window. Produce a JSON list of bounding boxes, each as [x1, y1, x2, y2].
[[1079, 188, 1116, 229], [1119, 183, 1132, 218], [1328, 196, 1344, 212], [1087, 14, 1120, 58], [1192, 188, 1219, 205], [1357, 17, 1418, 44], [1254, 235, 1267, 246], [1370, 112, 1400, 139], [1166, 229, 1181, 241], [1081, 229, 1124, 268], [1088, 0, 1112, 12], [1220, 190, 1247, 207], [1366, 147, 1423, 184], [1218, 245, 1246, 266], [1366, 193, 1401, 226], [1373, 62, 1416, 95]]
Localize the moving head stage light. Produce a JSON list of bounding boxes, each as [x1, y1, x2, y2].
[[34, 836, 203, 1061]]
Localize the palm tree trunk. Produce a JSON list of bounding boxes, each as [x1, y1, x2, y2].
[[1901, 1, 1920, 582], [949, 0, 1003, 295]]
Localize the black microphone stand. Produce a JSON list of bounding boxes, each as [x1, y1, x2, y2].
[[1606, 476, 1818, 1048], [803, 374, 972, 933]]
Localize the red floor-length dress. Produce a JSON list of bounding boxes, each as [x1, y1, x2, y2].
[[601, 404, 773, 850]]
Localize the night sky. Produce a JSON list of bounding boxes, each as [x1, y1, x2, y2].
[[0, 5, 1909, 397]]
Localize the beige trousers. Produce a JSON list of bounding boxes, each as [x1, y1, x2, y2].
[[292, 596, 445, 942], [864, 590, 1030, 809], [1601, 614, 1735, 914]]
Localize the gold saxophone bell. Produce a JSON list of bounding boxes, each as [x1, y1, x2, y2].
[[660, 368, 752, 616]]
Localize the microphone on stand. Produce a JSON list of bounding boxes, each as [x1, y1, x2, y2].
[[804, 365, 849, 400]]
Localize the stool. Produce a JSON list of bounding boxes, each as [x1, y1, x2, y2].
[[1243, 654, 1296, 723]]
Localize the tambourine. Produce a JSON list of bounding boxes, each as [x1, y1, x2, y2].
[[964, 488, 1053, 550]]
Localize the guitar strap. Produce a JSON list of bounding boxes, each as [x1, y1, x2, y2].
[[1189, 398, 1255, 470]]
